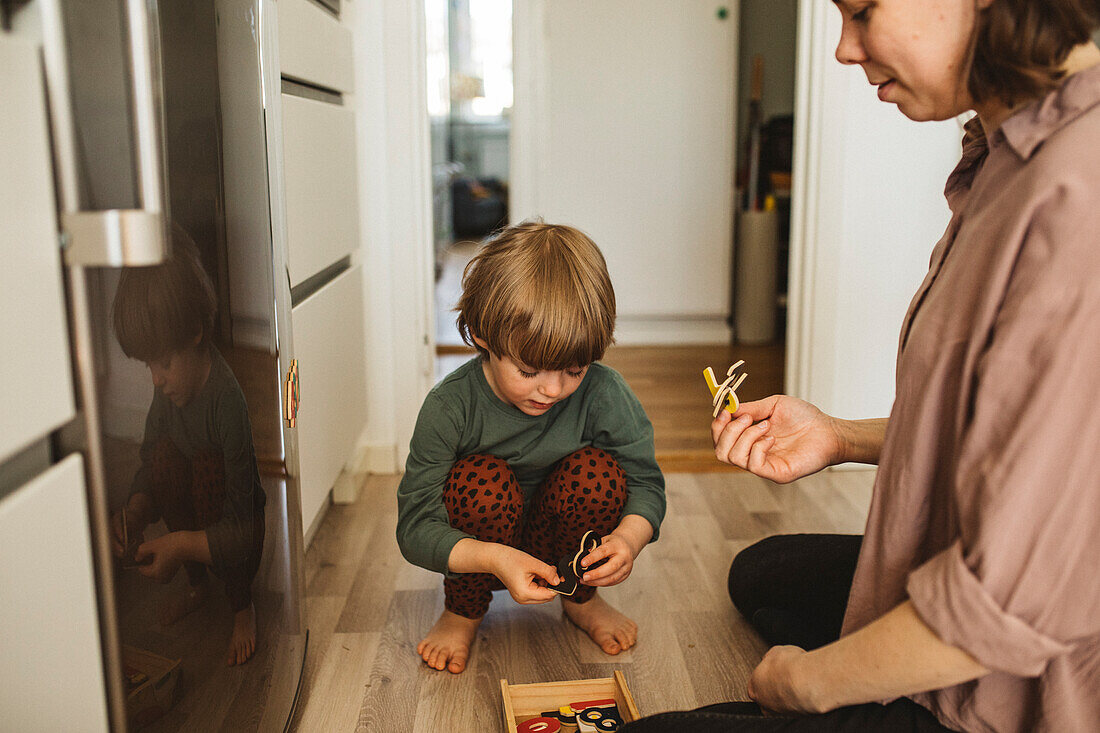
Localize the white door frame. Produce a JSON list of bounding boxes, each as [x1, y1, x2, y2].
[[785, 0, 827, 402]]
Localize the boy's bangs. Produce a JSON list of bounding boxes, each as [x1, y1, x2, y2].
[[115, 300, 176, 362], [503, 311, 610, 371]]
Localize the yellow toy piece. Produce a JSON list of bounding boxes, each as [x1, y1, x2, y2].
[[704, 361, 748, 418]]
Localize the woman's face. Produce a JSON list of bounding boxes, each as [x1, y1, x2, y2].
[[833, 0, 987, 121]]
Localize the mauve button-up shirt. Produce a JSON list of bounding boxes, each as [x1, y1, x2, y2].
[[842, 63, 1100, 733]]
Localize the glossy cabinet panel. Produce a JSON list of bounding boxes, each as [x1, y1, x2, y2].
[[0, 36, 76, 464]]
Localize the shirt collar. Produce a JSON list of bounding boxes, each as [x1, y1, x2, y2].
[[944, 116, 988, 214], [998, 61, 1100, 160], [943, 62, 1100, 213]]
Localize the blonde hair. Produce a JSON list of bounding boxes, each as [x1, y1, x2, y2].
[[112, 224, 217, 362], [456, 221, 616, 369]]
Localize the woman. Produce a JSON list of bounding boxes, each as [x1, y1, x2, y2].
[[624, 1, 1100, 731]]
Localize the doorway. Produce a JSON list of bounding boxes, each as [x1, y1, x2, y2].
[[427, 0, 512, 367], [425, 1, 792, 471]]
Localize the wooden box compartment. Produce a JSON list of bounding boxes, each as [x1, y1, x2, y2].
[[122, 644, 181, 730], [500, 671, 640, 731]]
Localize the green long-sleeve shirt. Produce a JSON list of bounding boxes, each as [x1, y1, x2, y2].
[[396, 358, 666, 575], [129, 347, 265, 571]]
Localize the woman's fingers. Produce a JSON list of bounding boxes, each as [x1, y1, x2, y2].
[[727, 419, 773, 468], [747, 433, 776, 476], [715, 413, 773, 468], [714, 413, 752, 462]]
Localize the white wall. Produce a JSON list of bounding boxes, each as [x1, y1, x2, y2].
[[788, 1, 962, 421], [348, 0, 436, 471]]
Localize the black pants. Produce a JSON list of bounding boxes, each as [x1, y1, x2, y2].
[[621, 534, 954, 732]]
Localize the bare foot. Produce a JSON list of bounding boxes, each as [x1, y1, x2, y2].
[[562, 592, 638, 655], [227, 603, 257, 666], [417, 610, 482, 673], [156, 580, 208, 626]]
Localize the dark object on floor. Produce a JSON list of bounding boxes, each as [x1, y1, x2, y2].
[[452, 176, 508, 238]]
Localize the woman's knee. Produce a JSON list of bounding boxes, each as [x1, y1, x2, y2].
[[727, 535, 788, 614]]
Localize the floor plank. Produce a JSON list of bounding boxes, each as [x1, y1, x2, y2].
[[291, 467, 873, 731]]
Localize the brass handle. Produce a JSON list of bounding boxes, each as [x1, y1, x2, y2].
[[284, 359, 300, 427]]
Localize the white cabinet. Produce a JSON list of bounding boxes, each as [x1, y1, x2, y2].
[[291, 265, 368, 536], [274, 0, 369, 537], [277, 0, 353, 92], [0, 36, 76, 463], [282, 94, 361, 287], [0, 457, 108, 733]]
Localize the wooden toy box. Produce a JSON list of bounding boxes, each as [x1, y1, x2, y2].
[[500, 671, 640, 731], [122, 644, 181, 730]]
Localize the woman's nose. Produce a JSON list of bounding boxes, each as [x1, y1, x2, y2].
[[835, 21, 868, 66]]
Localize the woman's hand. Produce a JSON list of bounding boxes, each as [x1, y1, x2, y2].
[[748, 645, 821, 715], [490, 545, 561, 605], [711, 395, 842, 483], [135, 533, 185, 583]]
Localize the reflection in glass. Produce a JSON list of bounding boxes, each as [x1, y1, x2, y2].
[[109, 234, 266, 668], [64, 0, 305, 729]]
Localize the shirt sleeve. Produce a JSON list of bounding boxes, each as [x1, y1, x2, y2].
[[587, 369, 667, 541], [906, 192, 1100, 677], [129, 392, 168, 504], [206, 388, 263, 571], [395, 392, 471, 575]]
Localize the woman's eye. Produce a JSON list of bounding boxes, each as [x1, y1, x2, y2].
[[852, 6, 869, 21], [567, 370, 584, 379], [519, 369, 538, 379]]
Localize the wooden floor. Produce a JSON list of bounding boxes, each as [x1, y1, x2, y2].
[[289, 467, 874, 732]]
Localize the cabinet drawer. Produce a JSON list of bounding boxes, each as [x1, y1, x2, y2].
[[0, 36, 76, 463], [0, 454, 109, 731], [291, 265, 368, 536], [277, 0, 353, 93], [282, 93, 360, 288]]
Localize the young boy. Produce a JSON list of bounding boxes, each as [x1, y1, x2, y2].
[[109, 230, 266, 666], [396, 221, 666, 674]]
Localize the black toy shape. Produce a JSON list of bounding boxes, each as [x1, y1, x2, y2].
[[548, 530, 602, 596]]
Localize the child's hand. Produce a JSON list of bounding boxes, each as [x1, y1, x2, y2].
[[491, 545, 560, 605], [578, 515, 653, 587], [579, 533, 636, 587], [135, 533, 184, 583]]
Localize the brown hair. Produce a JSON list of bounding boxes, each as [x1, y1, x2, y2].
[[112, 224, 217, 362], [455, 221, 616, 370], [969, 0, 1100, 107]]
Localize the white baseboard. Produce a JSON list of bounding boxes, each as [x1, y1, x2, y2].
[[303, 490, 331, 548], [351, 443, 399, 475], [331, 470, 360, 504], [613, 315, 732, 345]]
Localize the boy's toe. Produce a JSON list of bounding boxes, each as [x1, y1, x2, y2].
[[448, 649, 468, 674]]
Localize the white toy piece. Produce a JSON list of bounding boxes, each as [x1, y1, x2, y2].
[[703, 361, 747, 418]]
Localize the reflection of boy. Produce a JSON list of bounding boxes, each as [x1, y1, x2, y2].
[[109, 231, 266, 667]]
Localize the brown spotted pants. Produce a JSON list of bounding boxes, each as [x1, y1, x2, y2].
[[442, 446, 628, 618], [148, 438, 264, 612]]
